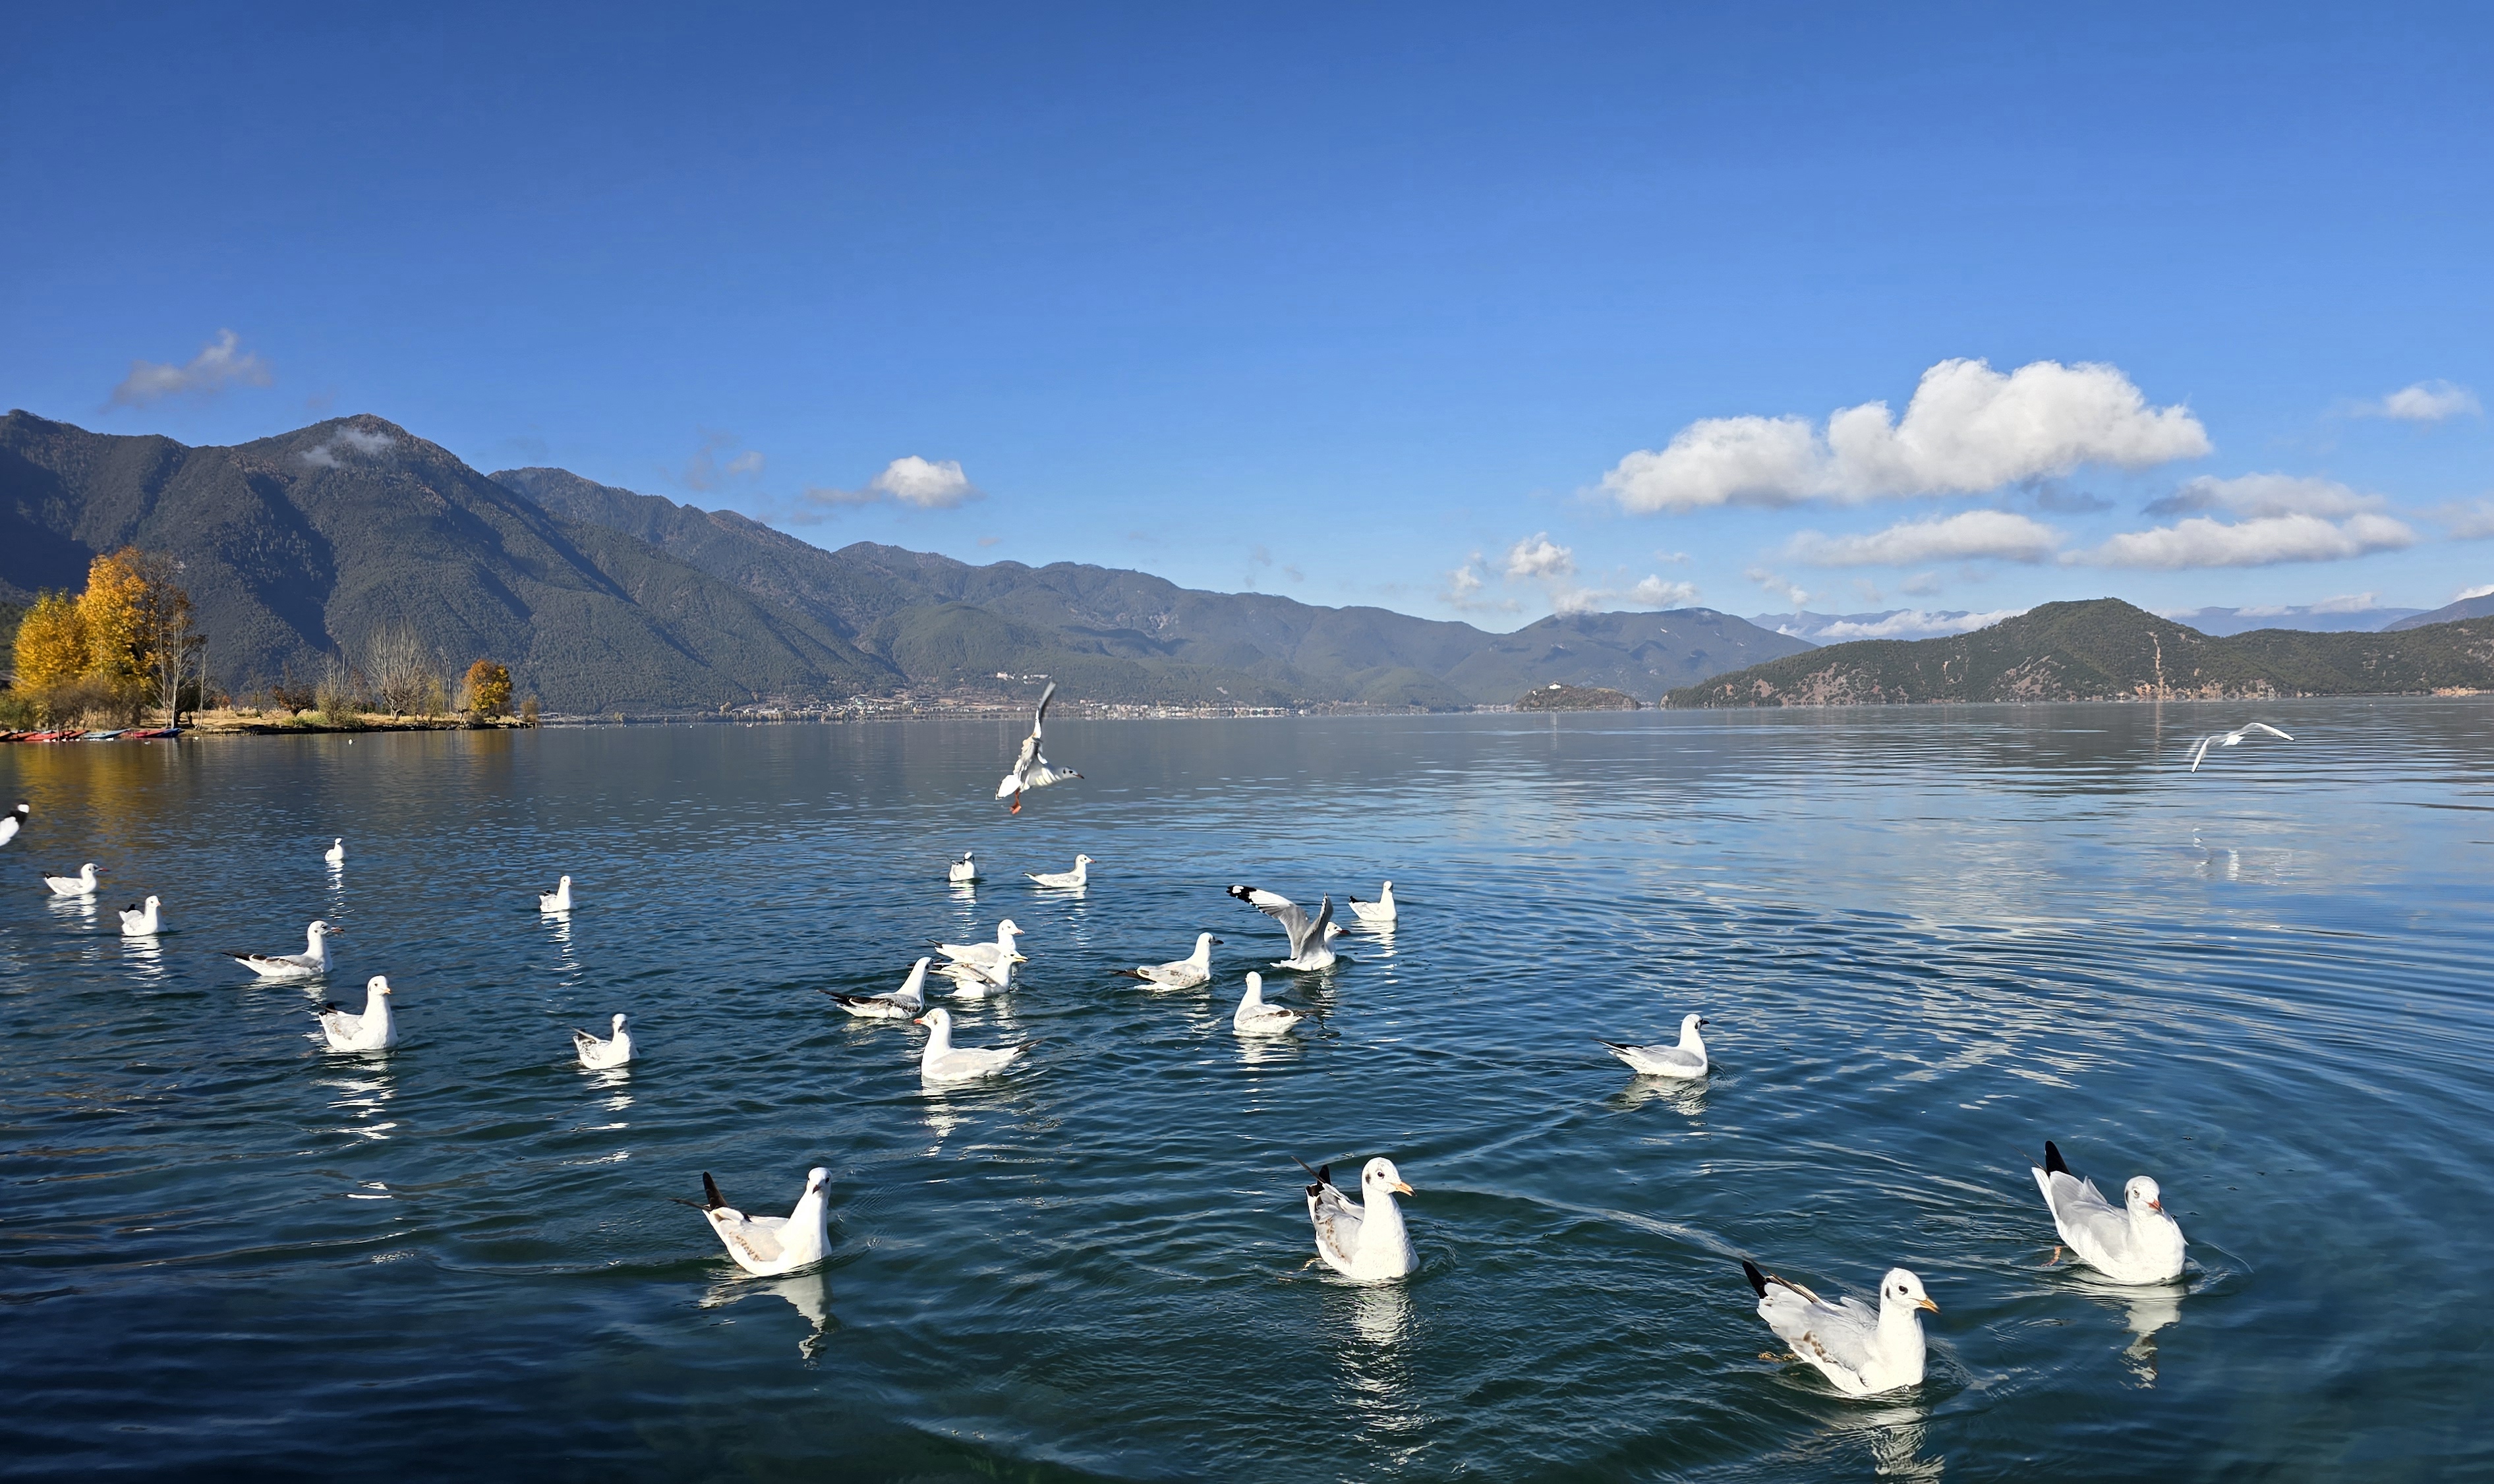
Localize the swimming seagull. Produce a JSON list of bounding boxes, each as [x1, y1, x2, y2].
[[931, 919, 1024, 973], [2188, 722, 2293, 772], [1347, 880, 1397, 925], [119, 896, 163, 936], [1112, 932, 1221, 989], [1227, 885, 1339, 970], [912, 1006, 1033, 1083], [935, 953, 1015, 999], [0, 801, 27, 848], [1232, 972, 1308, 1035], [43, 863, 100, 897], [223, 919, 337, 979], [1600, 1013, 1709, 1079], [1026, 853, 1093, 889], [573, 1012, 635, 1068], [1742, 1260, 1936, 1397], [995, 681, 1082, 813], [314, 975, 399, 1052], [2032, 1141, 2186, 1284], [538, 875, 573, 912], [1299, 1156, 1416, 1283], [678, 1168, 830, 1277], [948, 850, 979, 883], [823, 958, 932, 1019], [325, 838, 346, 866]]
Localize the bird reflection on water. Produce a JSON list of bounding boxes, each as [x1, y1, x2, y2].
[[701, 1269, 836, 1364]]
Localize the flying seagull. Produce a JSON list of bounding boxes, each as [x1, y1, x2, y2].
[[2188, 722, 2292, 772], [995, 681, 1082, 813]]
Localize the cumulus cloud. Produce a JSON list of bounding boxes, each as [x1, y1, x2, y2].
[[1440, 554, 1517, 614], [1785, 509, 2062, 567], [1746, 567, 1811, 609], [1600, 358, 2210, 513], [299, 424, 399, 469], [1629, 575, 1701, 607], [869, 455, 981, 509], [1503, 532, 1576, 581], [2360, 380, 2481, 423], [109, 329, 274, 407], [2457, 583, 2494, 602], [2144, 472, 2383, 519], [2073, 512, 2416, 569], [1805, 608, 2027, 641], [1460, 533, 1699, 614]]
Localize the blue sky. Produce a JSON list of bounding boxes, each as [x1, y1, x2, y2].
[[6, 3, 2489, 631]]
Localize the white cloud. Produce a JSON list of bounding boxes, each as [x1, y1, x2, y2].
[[1440, 554, 1517, 614], [869, 455, 981, 509], [1600, 358, 2210, 513], [1745, 567, 1811, 608], [299, 424, 398, 469], [110, 329, 273, 407], [681, 431, 766, 492], [724, 450, 765, 477], [1503, 532, 1575, 581], [1785, 509, 2062, 567], [2443, 499, 2494, 540], [2362, 380, 2481, 423], [2457, 583, 2494, 602], [2074, 512, 2416, 569], [2147, 472, 2383, 519], [1628, 575, 1701, 608], [1806, 608, 2026, 641]]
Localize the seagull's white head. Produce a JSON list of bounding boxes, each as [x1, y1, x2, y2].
[[1362, 1156, 1415, 1199], [558, 874, 572, 888], [308, 920, 332, 936], [1075, 854, 1093, 866], [914, 1008, 952, 1035], [1882, 1268, 1938, 1315], [2126, 1176, 2164, 1214], [367, 975, 393, 997], [996, 919, 1022, 938], [805, 1166, 830, 1195], [1681, 1012, 1708, 1039], [611, 1012, 628, 1032], [145, 895, 160, 909], [962, 849, 974, 861], [1240, 971, 1263, 1004]]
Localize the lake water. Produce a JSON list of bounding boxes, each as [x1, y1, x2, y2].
[[2, 702, 2489, 1481]]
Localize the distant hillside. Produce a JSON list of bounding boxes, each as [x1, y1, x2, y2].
[[2385, 592, 2494, 631], [1517, 684, 1640, 711], [1667, 598, 2494, 706], [493, 466, 1814, 704]]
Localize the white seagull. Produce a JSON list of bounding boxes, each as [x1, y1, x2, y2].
[[680, 1168, 830, 1277], [43, 863, 100, 898], [2188, 722, 2293, 772], [1301, 1156, 1416, 1283], [325, 838, 346, 866], [1743, 1260, 1938, 1397], [1600, 1013, 1710, 1079], [119, 896, 163, 936], [912, 1006, 1033, 1084], [2033, 1141, 2187, 1284], [223, 919, 337, 979], [935, 953, 1015, 999], [1026, 853, 1093, 890], [0, 801, 28, 848], [538, 875, 573, 912], [572, 1012, 635, 1068], [1111, 932, 1221, 989], [314, 975, 399, 1052], [823, 958, 931, 1019], [948, 850, 979, 883], [1232, 972, 1308, 1036], [995, 681, 1082, 813], [931, 919, 1024, 973], [1228, 884, 1339, 970], [1347, 880, 1397, 925]]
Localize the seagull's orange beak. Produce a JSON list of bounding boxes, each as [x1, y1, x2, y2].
[[1916, 1296, 1940, 1314], [1391, 1180, 1414, 1196], [2149, 1197, 2163, 1213]]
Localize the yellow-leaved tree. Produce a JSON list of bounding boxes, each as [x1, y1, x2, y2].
[[13, 592, 90, 697], [11, 550, 203, 725], [463, 660, 512, 720]]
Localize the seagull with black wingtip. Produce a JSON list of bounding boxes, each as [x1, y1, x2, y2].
[[995, 681, 1082, 813], [678, 1168, 830, 1276]]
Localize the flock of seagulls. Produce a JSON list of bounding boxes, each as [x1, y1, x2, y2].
[[1, 703, 2272, 1400]]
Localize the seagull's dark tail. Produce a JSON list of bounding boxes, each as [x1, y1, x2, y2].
[[2043, 1140, 2071, 1177], [1743, 1259, 1770, 1299], [701, 1172, 726, 1211], [1107, 969, 1148, 981]]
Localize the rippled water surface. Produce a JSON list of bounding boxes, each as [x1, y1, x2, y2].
[[4, 702, 2491, 1481]]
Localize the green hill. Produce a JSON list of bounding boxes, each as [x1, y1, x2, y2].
[[1666, 598, 2494, 706]]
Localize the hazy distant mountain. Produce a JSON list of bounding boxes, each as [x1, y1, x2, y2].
[[1670, 598, 2494, 707], [2161, 603, 2427, 636], [1751, 608, 2021, 642], [2385, 592, 2494, 631]]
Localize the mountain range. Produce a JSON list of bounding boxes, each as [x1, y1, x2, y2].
[[0, 411, 1812, 712], [1667, 598, 2494, 706]]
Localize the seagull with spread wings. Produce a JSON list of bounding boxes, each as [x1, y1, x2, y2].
[[996, 682, 1082, 813]]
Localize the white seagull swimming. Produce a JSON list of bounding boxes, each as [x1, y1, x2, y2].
[[572, 1012, 635, 1068], [0, 801, 28, 848], [2188, 722, 2293, 772], [1228, 885, 1339, 970], [680, 1167, 830, 1277], [538, 875, 573, 912], [1347, 880, 1397, 925], [1026, 853, 1093, 890], [1302, 1156, 1416, 1283], [223, 919, 337, 979], [1232, 972, 1308, 1036], [1600, 1013, 1710, 1079], [1743, 1260, 1938, 1397], [948, 850, 979, 884], [325, 838, 346, 866], [935, 952, 1016, 998], [118, 896, 163, 936], [43, 863, 100, 898], [314, 975, 399, 1052], [823, 958, 932, 1019], [1111, 932, 1221, 989], [931, 919, 1024, 973], [2033, 1141, 2187, 1284], [995, 680, 1082, 813], [912, 1006, 1033, 1084]]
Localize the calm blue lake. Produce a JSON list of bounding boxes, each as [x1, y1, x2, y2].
[[2, 702, 2489, 1481]]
